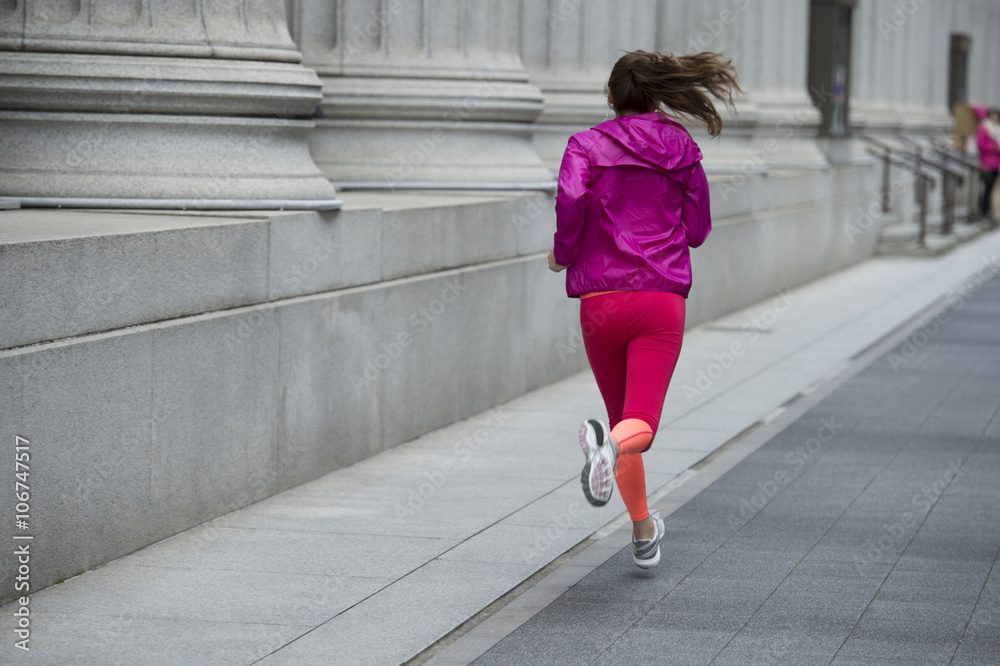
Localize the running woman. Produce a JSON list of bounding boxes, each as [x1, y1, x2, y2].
[[548, 50, 741, 568]]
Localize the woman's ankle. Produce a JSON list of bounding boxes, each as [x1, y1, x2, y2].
[[633, 516, 654, 541]]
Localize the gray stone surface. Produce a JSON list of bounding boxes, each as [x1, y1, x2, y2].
[[0, 196, 590, 604], [6, 613, 310, 666], [0, 112, 335, 202], [26, 563, 374, 627], [276, 287, 389, 486], [149, 309, 281, 534], [1, 230, 999, 663], [0, 331, 156, 595], [0, 1, 302, 61], [0, 210, 270, 349], [375, 263, 544, 448], [267, 208, 383, 300], [0, 1, 338, 204], [0, 196, 555, 350], [257, 560, 532, 666], [379, 196, 521, 281], [471, 268, 1000, 665], [292, 1, 554, 187]]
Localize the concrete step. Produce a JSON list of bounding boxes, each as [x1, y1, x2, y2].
[[877, 218, 991, 256]]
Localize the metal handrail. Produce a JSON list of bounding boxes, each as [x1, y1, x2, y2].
[[896, 135, 966, 235], [862, 135, 936, 246], [927, 136, 984, 223]]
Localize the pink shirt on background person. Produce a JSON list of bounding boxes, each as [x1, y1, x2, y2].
[[977, 119, 1000, 172], [553, 112, 711, 298]]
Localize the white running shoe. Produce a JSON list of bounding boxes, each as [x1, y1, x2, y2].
[[579, 419, 616, 506], [632, 512, 665, 568]]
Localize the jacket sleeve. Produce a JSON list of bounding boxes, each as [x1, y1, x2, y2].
[[680, 161, 711, 248], [553, 137, 591, 267]]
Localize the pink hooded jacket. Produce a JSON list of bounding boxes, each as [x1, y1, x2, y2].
[[978, 121, 1000, 172], [553, 112, 711, 298]]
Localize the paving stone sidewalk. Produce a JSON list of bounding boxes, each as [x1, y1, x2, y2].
[[465, 272, 1000, 665], [2, 230, 998, 666]]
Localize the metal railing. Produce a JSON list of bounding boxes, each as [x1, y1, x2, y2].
[[897, 134, 967, 236], [862, 135, 938, 247], [927, 135, 984, 225]]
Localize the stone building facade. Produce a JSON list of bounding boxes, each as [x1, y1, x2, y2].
[[1, 0, 999, 601]]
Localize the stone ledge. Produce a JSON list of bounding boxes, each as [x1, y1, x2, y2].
[[0, 192, 557, 350], [0, 254, 584, 603]]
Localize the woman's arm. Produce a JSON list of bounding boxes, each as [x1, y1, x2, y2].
[[681, 161, 712, 248], [553, 137, 592, 267]]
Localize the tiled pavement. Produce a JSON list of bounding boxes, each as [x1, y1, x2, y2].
[[2, 228, 999, 666], [464, 266, 999, 666]]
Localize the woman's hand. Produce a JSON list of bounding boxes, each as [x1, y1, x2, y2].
[[548, 250, 568, 273]]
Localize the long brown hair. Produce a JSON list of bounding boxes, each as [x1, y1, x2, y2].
[[607, 50, 742, 137]]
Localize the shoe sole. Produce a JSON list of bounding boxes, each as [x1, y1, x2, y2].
[[580, 459, 613, 506], [579, 420, 613, 506], [578, 419, 604, 458]]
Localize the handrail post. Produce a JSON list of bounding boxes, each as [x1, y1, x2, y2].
[[881, 152, 892, 213], [916, 174, 928, 247], [942, 171, 955, 236]]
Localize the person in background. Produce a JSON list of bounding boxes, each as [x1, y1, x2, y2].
[[977, 107, 1000, 224]]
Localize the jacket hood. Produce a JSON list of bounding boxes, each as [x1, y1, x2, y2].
[[589, 112, 703, 173]]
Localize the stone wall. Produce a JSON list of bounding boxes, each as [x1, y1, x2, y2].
[[2, 0, 998, 603], [0, 192, 578, 601]]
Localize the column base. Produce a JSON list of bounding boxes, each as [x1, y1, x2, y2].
[[311, 119, 554, 189], [0, 111, 338, 203], [11, 197, 342, 211]]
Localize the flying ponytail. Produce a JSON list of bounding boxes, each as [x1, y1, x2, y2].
[[607, 50, 742, 137]]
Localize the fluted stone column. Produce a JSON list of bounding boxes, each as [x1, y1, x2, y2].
[[656, 0, 757, 171], [291, 0, 553, 189], [850, 0, 952, 134], [959, 0, 1000, 107], [742, 0, 827, 167], [0, 0, 339, 208], [520, 0, 659, 171], [662, 0, 827, 171]]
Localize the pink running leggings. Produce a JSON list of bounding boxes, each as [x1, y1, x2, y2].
[[580, 291, 685, 522]]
